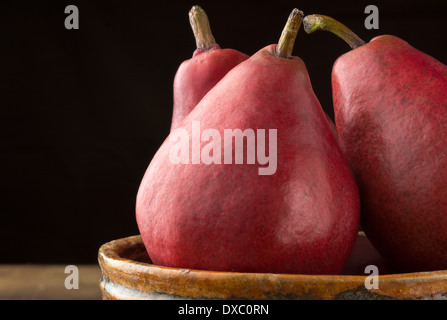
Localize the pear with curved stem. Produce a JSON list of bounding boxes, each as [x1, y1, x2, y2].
[[304, 13, 447, 272]]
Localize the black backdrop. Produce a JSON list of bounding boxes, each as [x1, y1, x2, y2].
[[2, 0, 447, 264]]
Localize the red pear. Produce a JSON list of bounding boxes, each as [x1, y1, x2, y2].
[[324, 112, 338, 140], [304, 14, 447, 272], [136, 10, 360, 275], [171, 5, 249, 131]]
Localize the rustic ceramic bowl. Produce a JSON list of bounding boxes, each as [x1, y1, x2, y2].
[[98, 233, 447, 300]]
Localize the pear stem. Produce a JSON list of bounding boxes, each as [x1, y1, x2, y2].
[[275, 9, 304, 59], [189, 5, 217, 51], [303, 14, 366, 49]]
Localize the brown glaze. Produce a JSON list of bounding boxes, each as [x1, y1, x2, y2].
[[98, 234, 447, 300]]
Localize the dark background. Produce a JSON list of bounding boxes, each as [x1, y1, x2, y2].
[[2, 0, 447, 264]]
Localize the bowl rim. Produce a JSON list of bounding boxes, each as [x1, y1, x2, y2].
[[98, 234, 447, 281], [98, 234, 447, 300]]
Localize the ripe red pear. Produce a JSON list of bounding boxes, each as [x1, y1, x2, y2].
[[136, 10, 360, 275], [325, 112, 338, 140], [304, 14, 447, 272], [171, 6, 249, 131]]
